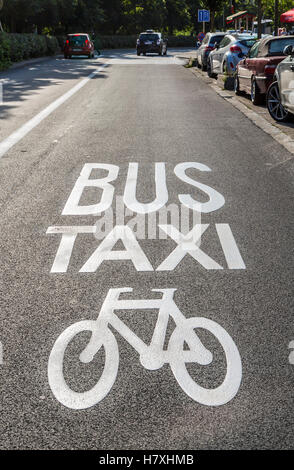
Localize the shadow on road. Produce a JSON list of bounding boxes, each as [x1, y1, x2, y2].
[[0, 57, 110, 120]]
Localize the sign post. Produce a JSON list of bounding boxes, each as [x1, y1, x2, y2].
[[198, 9, 210, 35]]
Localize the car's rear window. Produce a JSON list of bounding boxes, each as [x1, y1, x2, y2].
[[239, 39, 256, 48], [268, 38, 294, 55], [139, 34, 159, 41], [68, 35, 88, 46], [209, 36, 224, 45]]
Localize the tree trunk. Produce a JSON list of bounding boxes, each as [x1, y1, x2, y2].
[[257, 0, 262, 39], [274, 0, 279, 36], [210, 11, 215, 32]]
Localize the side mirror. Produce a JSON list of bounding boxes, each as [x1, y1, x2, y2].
[[283, 44, 294, 56]]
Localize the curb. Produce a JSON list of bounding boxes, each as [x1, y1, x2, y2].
[[189, 65, 294, 163], [3, 54, 63, 72]]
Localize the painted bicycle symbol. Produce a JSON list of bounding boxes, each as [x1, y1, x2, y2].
[[48, 288, 242, 410]]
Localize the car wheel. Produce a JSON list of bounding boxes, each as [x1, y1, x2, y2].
[[251, 78, 264, 105], [64, 54, 68, 59], [137, 51, 140, 56], [266, 81, 289, 122], [164, 49, 167, 56], [234, 75, 241, 95], [201, 61, 207, 71], [207, 60, 217, 79]]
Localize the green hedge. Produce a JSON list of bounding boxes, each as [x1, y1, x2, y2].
[[0, 33, 59, 71], [0, 33, 11, 70], [95, 35, 196, 50]]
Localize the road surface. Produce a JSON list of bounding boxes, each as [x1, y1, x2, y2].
[[0, 49, 293, 450]]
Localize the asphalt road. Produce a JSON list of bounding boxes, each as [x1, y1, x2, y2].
[[0, 49, 293, 450]]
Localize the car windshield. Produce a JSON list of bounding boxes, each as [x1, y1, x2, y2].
[[68, 35, 87, 46], [209, 36, 224, 45], [268, 38, 294, 56], [140, 34, 159, 41]]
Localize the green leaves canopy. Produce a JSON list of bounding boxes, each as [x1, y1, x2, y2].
[[0, 1, 290, 35]]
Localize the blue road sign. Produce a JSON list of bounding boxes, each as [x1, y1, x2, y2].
[[198, 9, 210, 23]]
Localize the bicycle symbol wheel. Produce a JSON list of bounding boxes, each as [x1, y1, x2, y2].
[[48, 321, 119, 410], [169, 317, 242, 406]]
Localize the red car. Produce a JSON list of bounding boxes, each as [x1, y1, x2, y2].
[[64, 33, 95, 59], [234, 35, 294, 104]]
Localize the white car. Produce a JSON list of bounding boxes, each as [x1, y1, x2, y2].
[[266, 44, 294, 121], [208, 33, 257, 78]]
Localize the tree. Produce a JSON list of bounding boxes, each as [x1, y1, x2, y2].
[[165, 0, 190, 35], [201, 0, 225, 31], [0, 0, 3, 32], [99, 0, 124, 34]]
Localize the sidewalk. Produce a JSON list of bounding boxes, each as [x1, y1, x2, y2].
[[4, 54, 63, 72], [188, 64, 294, 155]]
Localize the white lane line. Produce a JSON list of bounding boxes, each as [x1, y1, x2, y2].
[[0, 63, 108, 160]]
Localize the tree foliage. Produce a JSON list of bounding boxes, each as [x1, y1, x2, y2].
[[0, 0, 292, 35]]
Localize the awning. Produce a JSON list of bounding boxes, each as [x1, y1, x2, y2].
[[226, 10, 256, 24], [280, 8, 294, 23]]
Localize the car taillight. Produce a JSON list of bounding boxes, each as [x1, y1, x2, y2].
[[230, 45, 242, 53], [66, 39, 69, 44], [85, 39, 89, 46], [264, 65, 276, 76]]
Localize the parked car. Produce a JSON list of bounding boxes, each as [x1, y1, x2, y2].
[[266, 44, 294, 121], [195, 32, 226, 71], [234, 35, 294, 105], [136, 30, 168, 56], [64, 33, 95, 59], [208, 34, 256, 78]]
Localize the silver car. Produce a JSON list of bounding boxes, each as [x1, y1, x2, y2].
[[195, 32, 226, 71], [208, 34, 257, 78], [266, 44, 294, 121]]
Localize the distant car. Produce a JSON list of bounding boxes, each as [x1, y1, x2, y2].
[[136, 30, 168, 56], [266, 44, 294, 121], [234, 35, 294, 105], [208, 34, 256, 79], [195, 32, 226, 71], [64, 33, 95, 59]]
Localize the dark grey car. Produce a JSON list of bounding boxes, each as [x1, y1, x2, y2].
[[136, 30, 168, 56]]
